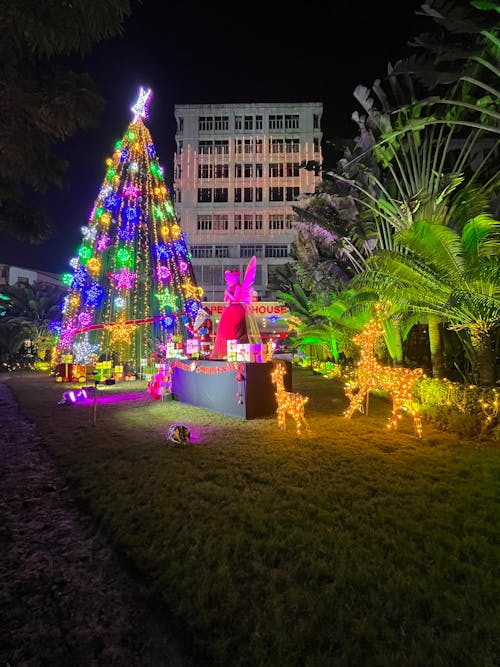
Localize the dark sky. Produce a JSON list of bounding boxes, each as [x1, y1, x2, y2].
[[1, 0, 432, 275]]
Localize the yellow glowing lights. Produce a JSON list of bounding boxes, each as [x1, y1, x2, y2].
[[182, 280, 204, 300], [105, 317, 136, 346], [100, 213, 111, 228], [343, 305, 424, 437], [86, 257, 101, 275], [271, 362, 310, 437]]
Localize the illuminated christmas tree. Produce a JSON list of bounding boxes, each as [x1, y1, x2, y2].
[[56, 87, 203, 370]]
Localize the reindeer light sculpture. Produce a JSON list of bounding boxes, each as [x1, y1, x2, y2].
[[343, 307, 424, 437], [271, 362, 310, 437]]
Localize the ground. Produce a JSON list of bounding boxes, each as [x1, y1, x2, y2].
[[0, 379, 191, 666]]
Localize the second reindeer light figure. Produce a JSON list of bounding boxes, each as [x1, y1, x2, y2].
[[271, 362, 310, 438]]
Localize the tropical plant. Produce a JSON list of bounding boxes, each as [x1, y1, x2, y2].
[[0, 0, 132, 242], [354, 218, 500, 385], [0, 282, 66, 361]]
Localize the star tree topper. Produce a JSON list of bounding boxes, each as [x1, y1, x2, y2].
[[131, 87, 153, 123]]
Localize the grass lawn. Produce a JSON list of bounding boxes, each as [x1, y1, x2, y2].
[[5, 367, 500, 666]]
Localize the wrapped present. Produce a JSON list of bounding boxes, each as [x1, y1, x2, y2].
[[236, 343, 251, 362], [226, 339, 238, 361], [186, 338, 200, 356], [250, 343, 264, 363]]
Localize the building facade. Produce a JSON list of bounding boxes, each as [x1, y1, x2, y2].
[[0, 264, 62, 288], [173, 102, 323, 301]]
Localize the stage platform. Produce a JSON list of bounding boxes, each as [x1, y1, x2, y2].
[[170, 360, 292, 419]]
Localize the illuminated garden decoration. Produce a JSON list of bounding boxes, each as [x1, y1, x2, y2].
[[343, 304, 424, 437], [271, 362, 310, 438], [56, 88, 203, 368]]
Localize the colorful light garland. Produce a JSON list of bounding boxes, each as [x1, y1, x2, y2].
[[56, 87, 203, 367]]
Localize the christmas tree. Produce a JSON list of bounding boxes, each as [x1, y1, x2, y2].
[[56, 87, 203, 372]]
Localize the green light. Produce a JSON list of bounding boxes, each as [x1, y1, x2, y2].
[[107, 168, 115, 180], [116, 247, 131, 265], [78, 246, 92, 261], [114, 140, 122, 149], [128, 130, 135, 141], [61, 273, 73, 286]]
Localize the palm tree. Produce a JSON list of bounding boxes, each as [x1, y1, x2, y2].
[[354, 218, 500, 385], [0, 282, 66, 361]]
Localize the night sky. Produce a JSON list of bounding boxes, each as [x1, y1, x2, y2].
[[1, 1, 431, 275]]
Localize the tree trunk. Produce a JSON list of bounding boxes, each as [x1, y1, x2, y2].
[[472, 330, 497, 386], [428, 316, 444, 379]]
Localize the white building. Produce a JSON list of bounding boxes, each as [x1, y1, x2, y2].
[[0, 263, 62, 287], [173, 102, 323, 301]]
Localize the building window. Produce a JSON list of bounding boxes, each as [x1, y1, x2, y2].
[[240, 244, 263, 258], [234, 214, 242, 230], [244, 116, 253, 130], [255, 214, 263, 230], [215, 164, 229, 179], [234, 139, 242, 154], [213, 215, 229, 231], [202, 264, 224, 286], [197, 215, 212, 231], [314, 137, 320, 153], [175, 164, 182, 179], [255, 163, 263, 178], [255, 187, 263, 202], [199, 116, 213, 131], [285, 138, 300, 153], [244, 163, 253, 178], [285, 114, 299, 129], [244, 214, 253, 230], [234, 188, 242, 203], [244, 139, 253, 154], [177, 140, 183, 155], [198, 140, 213, 154], [269, 115, 284, 130], [214, 188, 228, 203], [269, 187, 284, 202], [198, 164, 213, 179], [177, 116, 184, 132], [215, 245, 229, 258], [286, 214, 295, 229], [269, 163, 284, 178], [190, 245, 213, 258], [255, 115, 263, 130], [269, 215, 285, 230], [214, 140, 229, 155], [214, 116, 229, 131], [234, 163, 242, 178], [244, 187, 253, 203], [265, 244, 288, 258], [235, 115, 243, 130], [255, 138, 263, 154], [269, 138, 284, 154], [286, 186, 300, 201], [198, 188, 212, 203], [313, 113, 320, 129], [286, 162, 300, 177], [174, 189, 181, 203]]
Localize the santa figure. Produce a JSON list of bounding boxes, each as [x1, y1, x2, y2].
[[192, 306, 213, 358]]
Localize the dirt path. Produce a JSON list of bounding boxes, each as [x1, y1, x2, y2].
[[0, 379, 192, 666]]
